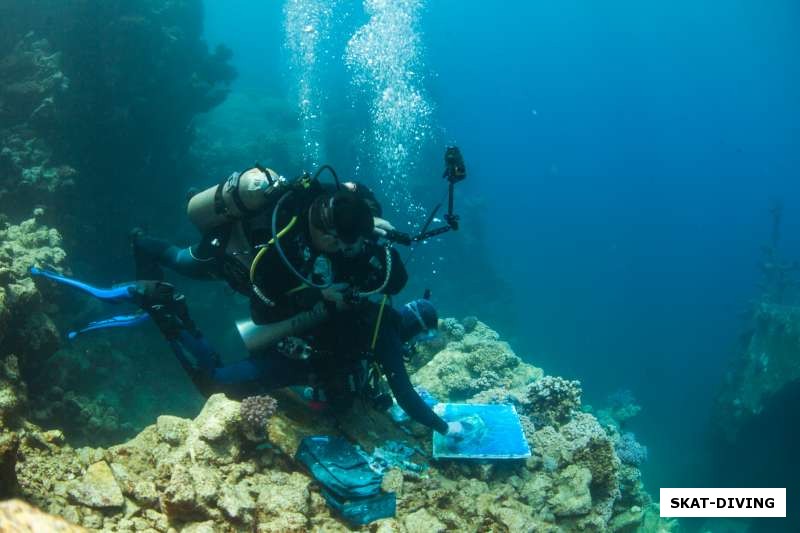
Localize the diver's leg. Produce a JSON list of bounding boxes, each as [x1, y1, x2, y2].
[[169, 333, 314, 399], [131, 230, 170, 280], [131, 230, 219, 281], [208, 354, 313, 399], [131, 281, 313, 398]]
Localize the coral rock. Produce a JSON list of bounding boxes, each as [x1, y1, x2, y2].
[[0, 499, 85, 532], [609, 505, 644, 531], [161, 465, 202, 520], [193, 393, 241, 442], [413, 320, 541, 401], [219, 482, 255, 523], [526, 376, 582, 427], [256, 472, 310, 519], [67, 460, 124, 509], [181, 521, 216, 533], [381, 468, 404, 497], [404, 507, 447, 533], [156, 415, 190, 445], [550, 465, 592, 516]]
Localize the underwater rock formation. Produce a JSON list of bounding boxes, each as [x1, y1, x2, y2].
[[0, 0, 235, 268], [615, 432, 648, 467], [30, 387, 136, 449], [1, 314, 676, 532], [0, 215, 66, 497], [0, 499, 86, 532], [715, 302, 800, 441], [412, 319, 542, 400], [0, 32, 74, 218]]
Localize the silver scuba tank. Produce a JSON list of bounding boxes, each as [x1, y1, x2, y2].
[[187, 167, 285, 232], [235, 303, 330, 353]]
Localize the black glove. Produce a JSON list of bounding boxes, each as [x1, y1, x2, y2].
[[128, 281, 197, 340]]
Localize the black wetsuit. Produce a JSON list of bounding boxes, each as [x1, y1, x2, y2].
[[133, 184, 448, 434]]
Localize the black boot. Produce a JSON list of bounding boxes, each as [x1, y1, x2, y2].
[[130, 227, 168, 280]]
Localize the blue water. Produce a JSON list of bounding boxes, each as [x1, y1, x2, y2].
[[203, 0, 799, 517]]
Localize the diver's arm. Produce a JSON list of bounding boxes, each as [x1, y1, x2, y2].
[[376, 328, 448, 434], [382, 354, 448, 434]]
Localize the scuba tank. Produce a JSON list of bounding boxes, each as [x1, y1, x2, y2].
[[187, 167, 286, 232]]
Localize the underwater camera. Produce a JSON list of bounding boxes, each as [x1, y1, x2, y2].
[[444, 146, 467, 184], [442, 146, 466, 230]]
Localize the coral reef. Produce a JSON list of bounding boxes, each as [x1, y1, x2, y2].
[[239, 395, 278, 442], [25, 326, 204, 448], [0, 315, 675, 531], [0, 33, 75, 217], [30, 388, 136, 449], [0, 216, 66, 497], [0, 0, 236, 270], [412, 318, 541, 401], [526, 376, 583, 427], [9, 393, 664, 532], [615, 432, 648, 467]]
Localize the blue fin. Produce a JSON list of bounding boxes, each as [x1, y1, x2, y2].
[[67, 313, 150, 339], [30, 267, 136, 302]]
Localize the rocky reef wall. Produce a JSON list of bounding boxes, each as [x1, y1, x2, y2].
[[0, 215, 66, 497], [1, 0, 235, 452], [0, 0, 235, 269]]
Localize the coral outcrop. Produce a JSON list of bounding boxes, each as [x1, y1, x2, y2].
[[0, 0, 236, 268], [0, 215, 66, 497], [526, 376, 583, 427], [412, 319, 541, 400], [0, 33, 75, 217]]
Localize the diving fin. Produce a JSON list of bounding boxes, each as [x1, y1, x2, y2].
[[30, 267, 136, 302], [67, 313, 150, 340]]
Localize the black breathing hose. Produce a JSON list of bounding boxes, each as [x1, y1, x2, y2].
[[271, 191, 332, 289], [312, 165, 341, 191]]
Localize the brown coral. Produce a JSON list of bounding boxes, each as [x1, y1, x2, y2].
[[526, 376, 583, 427]]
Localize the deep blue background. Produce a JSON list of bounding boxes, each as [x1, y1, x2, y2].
[[203, 0, 800, 493]]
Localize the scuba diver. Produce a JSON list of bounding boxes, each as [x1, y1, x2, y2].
[[32, 149, 473, 439]]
